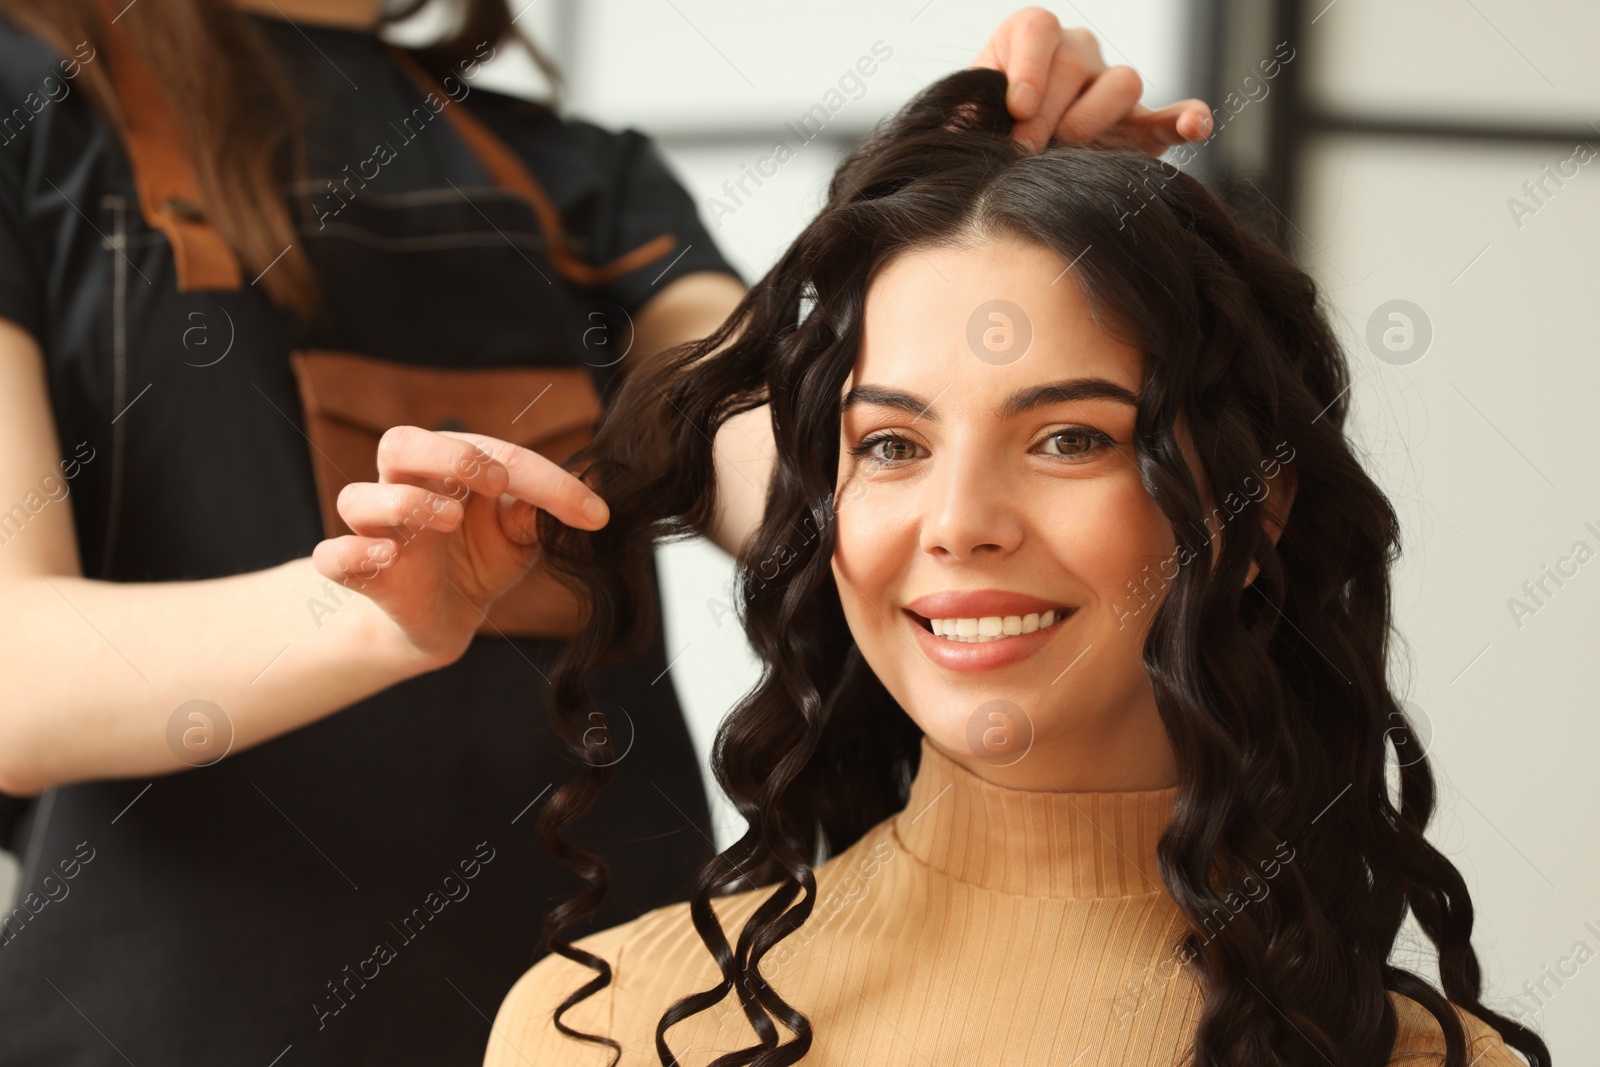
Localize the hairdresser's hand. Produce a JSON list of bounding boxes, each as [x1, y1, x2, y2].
[[975, 8, 1212, 155], [309, 427, 609, 669]]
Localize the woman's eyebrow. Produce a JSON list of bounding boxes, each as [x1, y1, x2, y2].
[[840, 378, 1139, 422]]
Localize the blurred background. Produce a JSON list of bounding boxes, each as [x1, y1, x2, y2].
[[5, 0, 1596, 1056]]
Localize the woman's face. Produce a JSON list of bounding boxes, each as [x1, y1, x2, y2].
[[831, 232, 1200, 789]]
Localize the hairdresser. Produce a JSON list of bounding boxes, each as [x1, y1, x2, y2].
[[0, 0, 1209, 1061]]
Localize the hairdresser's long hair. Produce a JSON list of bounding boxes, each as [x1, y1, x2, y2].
[[0, 0, 562, 321], [531, 67, 1552, 1067]]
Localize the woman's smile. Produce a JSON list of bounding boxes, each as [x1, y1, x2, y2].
[[905, 602, 1077, 671], [901, 587, 1076, 670], [926, 606, 1065, 640]]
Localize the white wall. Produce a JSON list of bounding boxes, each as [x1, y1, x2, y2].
[[1296, 0, 1599, 1056]]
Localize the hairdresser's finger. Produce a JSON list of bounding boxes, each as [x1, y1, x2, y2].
[[312, 533, 391, 586], [336, 481, 463, 539], [1120, 99, 1214, 151], [1049, 64, 1146, 148], [971, 6, 1066, 121], [1011, 42, 1102, 153], [434, 430, 610, 532], [375, 424, 511, 500]]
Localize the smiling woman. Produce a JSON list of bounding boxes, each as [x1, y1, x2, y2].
[[828, 234, 1186, 790], [485, 66, 1552, 1067]]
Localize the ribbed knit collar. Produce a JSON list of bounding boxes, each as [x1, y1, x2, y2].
[[891, 735, 1179, 899]]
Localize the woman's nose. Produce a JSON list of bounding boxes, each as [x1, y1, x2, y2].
[[916, 445, 1025, 561]]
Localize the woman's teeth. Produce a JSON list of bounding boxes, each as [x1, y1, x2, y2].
[[930, 610, 1064, 642]]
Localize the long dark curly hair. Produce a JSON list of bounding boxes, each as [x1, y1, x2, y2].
[[529, 65, 1552, 1067]]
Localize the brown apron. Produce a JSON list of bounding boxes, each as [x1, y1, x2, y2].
[[95, 5, 677, 638]]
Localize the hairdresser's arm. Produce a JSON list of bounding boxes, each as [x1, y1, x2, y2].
[[976, 8, 1213, 154], [630, 270, 769, 560], [0, 317, 451, 794], [0, 315, 611, 795]]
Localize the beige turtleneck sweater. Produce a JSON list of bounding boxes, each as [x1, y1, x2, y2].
[[484, 737, 1526, 1065]]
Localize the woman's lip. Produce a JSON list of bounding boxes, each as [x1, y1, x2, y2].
[[904, 589, 1068, 619], [905, 607, 1075, 672]]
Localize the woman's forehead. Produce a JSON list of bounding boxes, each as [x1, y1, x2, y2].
[[847, 238, 1142, 411]]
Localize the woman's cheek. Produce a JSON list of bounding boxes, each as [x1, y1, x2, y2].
[[1043, 480, 1163, 588], [833, 477, 910, 587], [830, 502, 879, 628], [831, 540, 902, 700], [832, 481, 917, 671], [1055, 485, 1175, 640]]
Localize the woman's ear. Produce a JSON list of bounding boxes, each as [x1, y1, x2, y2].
[[1244, 461, 1296, 588]]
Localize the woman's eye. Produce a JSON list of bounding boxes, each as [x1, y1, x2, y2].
[[1039, 429, 1114, 458], [848, 429, 1114, 466], [850, 434, 921, 466]]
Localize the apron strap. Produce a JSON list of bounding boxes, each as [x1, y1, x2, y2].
[[385, 46, 679, 288], [93, 0, 679, 293], [95, 0, 244, 291]]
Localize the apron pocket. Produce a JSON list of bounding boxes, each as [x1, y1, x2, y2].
[[288, 349, 600, 639]]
